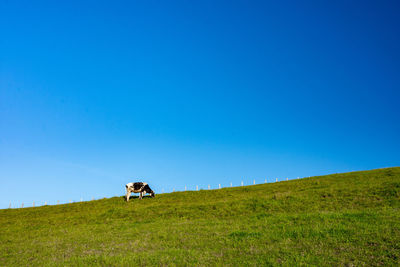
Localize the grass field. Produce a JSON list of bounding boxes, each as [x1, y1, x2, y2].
[[1, 167, 400, 266]]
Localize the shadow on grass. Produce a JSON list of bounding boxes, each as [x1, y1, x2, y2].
[[121, 195, 154, 201]]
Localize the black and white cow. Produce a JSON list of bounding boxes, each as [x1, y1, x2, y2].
[[125, 182, 155, 201]]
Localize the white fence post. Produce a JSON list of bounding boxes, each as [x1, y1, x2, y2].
[[80, 197, 83, 202], [196, 185, 198, 191], [276, 178, 278, 182], [33, 201, 35, 207], [45, 201, 47, 206], [241, 181, 244, 186], [21, 203, 24, 208], [173, 188, 175, 192], [162, 188, 164, 193], [185, 186, 187, 191], [208, 185, 210, 190], [253, 179, 255, 185], [230, 182, 232, 187], [219, 184, 221, 189], [9, 202, 11, 209], [265, 178, 267, 183], [286, 177, 288, 181]]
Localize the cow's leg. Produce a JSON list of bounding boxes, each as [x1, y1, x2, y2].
[[139, 192, 143, 200], [126, 189, 132, 202]]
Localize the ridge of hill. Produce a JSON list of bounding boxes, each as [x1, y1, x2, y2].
[[1, 167, 400, 266]]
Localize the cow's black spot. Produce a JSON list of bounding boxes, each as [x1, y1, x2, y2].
[[133, 182, 144, 191]]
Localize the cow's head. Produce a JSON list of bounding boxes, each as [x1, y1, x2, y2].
[[144, 184, 155, 198], [148, 188, 155, 198]]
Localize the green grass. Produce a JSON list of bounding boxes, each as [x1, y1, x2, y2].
[[1, 167, 400, 266]]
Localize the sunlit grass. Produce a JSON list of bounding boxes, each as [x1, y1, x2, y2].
[[1, 167, 399, 266]]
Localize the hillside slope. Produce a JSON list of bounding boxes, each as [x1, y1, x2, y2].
[[1, 167, 400, 266]]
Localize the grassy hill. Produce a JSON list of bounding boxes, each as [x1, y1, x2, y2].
[[1, 167, 400, 266]]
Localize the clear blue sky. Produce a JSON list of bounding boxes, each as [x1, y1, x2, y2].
[[1, 0, 399, 208]]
